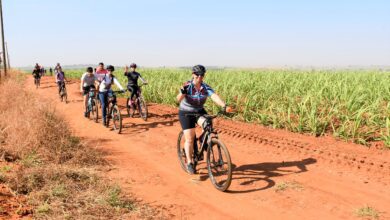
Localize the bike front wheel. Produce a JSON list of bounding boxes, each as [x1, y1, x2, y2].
[[91, 99, 99, 123], [177, 131, 189, 173], [112, 105, 122, 134], [138, 96, 148, 121], [206, 138, 232, 192]]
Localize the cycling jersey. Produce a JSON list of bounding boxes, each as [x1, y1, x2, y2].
[[124, 71, 142, 86], [81, 72, 97, 87], [56, 71, 65, 82], [32, 69, 41, 78], [179, 81, 215, 112]]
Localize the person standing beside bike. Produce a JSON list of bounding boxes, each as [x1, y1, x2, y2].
[[55, 67, 67, 97], [124, 63, 147, 107], [80, 67, 98, 117], [98, 65, 125, 126], [176, 65, 229, 174]]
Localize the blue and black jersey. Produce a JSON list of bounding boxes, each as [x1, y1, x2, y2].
[[179, 80, 215, 112]]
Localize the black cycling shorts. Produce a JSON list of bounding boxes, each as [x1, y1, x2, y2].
[[178, 109, 207, 130], [83, 85, 96, 96]]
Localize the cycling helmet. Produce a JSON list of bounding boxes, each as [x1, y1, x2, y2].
[[86, 67, 93, 73], [192, 65, 206, 75], [107, 65, 115, 71], [130, 63, 137, 68]]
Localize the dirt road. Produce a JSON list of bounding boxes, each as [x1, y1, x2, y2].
[[30, 76, 390, 219]]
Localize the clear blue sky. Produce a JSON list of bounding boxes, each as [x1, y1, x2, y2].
[[4, 0, 390, 67]]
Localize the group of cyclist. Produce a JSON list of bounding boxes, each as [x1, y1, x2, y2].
[[80, 62, 147, 127], [34, 62, 231, 175]]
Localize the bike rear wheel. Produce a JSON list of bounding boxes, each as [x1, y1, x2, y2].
[[138, 96, 148, 121], [207, 138, 232, 192]]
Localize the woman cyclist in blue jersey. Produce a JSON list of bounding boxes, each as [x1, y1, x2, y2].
[[176, 65, 230, 174]]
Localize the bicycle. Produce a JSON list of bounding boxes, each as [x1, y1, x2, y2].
[[177, 113, 232, 192], [86, 88, 99, 123], [59, 81, 67, 103], [106, 90, 125, 134], [126, 83, 148, 121]]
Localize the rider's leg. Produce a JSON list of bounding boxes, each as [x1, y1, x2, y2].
[[98, 92, 108, 124], [129, 86, 136, 104], [183, 128, 196, 165], [83, 86, 89, 113], [57, 82, 61, 94]]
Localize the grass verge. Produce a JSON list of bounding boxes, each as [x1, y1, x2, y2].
[[0, 70, 163, 219]]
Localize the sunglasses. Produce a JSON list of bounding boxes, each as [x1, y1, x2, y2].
[[194, 73, 205, 77]]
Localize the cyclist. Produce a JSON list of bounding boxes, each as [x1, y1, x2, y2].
[[98, 65, 125, 126], [176, 65, 229, 174], [49, 67, 53, 76], [80, 67, 98, 117], [32, 64, 41, 85], [55, 67, 67, 97], [124, 63, 147, 107]]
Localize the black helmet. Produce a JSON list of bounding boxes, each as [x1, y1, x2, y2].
[[86, 67, 93, 73], [130, 63, 137, 68], [107, 65, 115, 71], [192, 65, 206, 75]]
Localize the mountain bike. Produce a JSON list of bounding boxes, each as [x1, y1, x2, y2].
[[86, 88, 99, 123], [106, 90, 125, 134], [59, 81, 67, 103], [126, 83, 148, 121], [177, 113, 232, 192]]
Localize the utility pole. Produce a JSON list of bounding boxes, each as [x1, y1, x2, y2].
[[5, 41, 9, 68], [0, 0, 7, 76]]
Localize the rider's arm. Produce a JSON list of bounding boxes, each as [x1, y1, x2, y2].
[[210, 93, 226, 108], [177, 93, 185, 102], [139, 75, 147, 84], [80, 73, 85, 91], [113, 77, 125, 91], [177, 82, 189, 102]]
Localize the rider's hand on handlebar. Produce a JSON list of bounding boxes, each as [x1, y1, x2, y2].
[[222, 105, 234, 114]]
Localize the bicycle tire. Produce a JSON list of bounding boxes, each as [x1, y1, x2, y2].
[[92, 99, 99, 123], [106, 104, 112, 128], [206, 138, 232, 192], [138, 96, 148, 121], [177, 131, 189, 173], [112, 105, 122, 134], [63, 88, 68, 104]]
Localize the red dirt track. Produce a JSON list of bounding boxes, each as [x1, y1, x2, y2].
[[29, 76, 390, 219]]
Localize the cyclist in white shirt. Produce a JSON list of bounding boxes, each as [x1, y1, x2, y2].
[[80, 67, 98, 117], [98, 65, 125, 126]]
